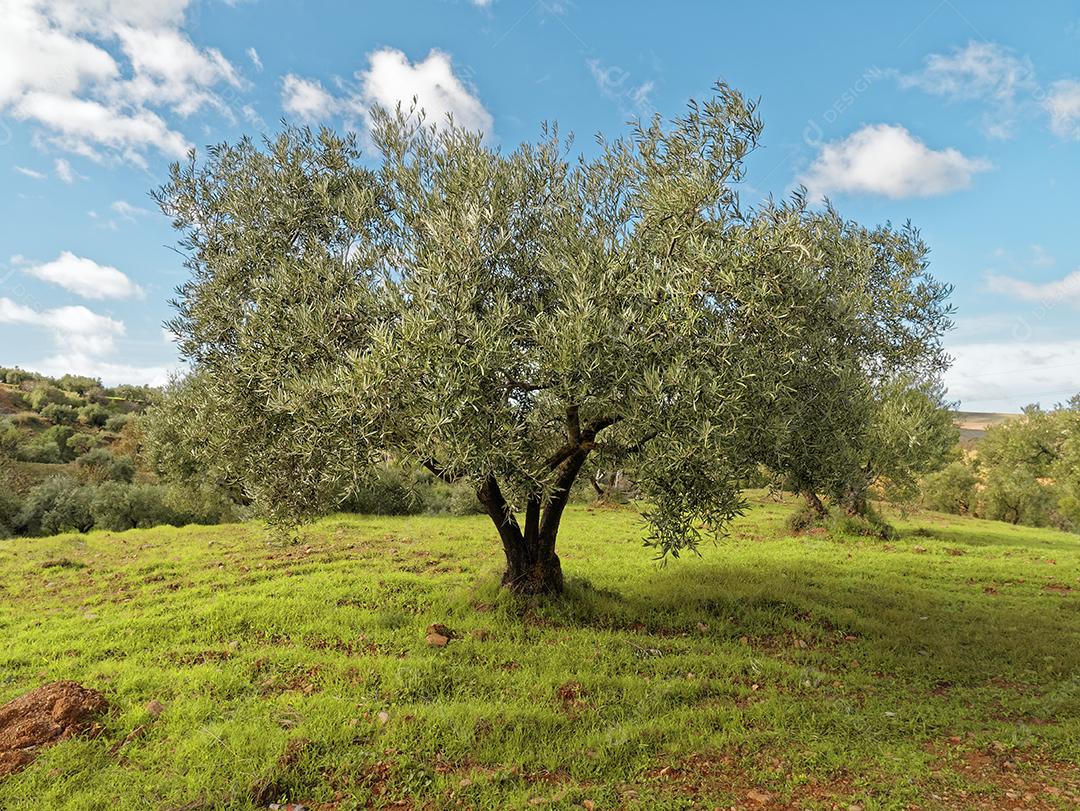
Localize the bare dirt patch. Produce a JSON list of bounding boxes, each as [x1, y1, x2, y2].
[[0, 681, 108, 778]]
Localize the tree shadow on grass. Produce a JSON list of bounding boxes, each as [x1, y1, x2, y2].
[[546, 552, 1080, 693]]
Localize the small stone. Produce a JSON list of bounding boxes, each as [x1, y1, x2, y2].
[[146, 700, 165, 717], [376, 711, 389, 726], [746, 789, 772, 805], [426, 631, 449, 648], [696, 622, 708, 633], [582, 801, 596, 811]]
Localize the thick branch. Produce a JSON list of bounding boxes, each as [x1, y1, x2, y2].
[[423, 459, 457, 485]]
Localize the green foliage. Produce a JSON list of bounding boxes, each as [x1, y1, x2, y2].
[[8, 411, 46, 429], [78, 403, 111, 428], [56, 374, 102, 395], [14, 441, 62, 464], [917, 398, 1080, 532], [27, 383, 69, 411], [0, 484, 20, 539], [150, 81, 955, 584], [104, 413, 133, 433], [17, 476, 95, 535], [0, 420, 21, 455], [0, 367, 36, 385], [40, 403, 79, 425], [921, 459, 979, 514], [67, 432, 102, 457], [75, 448, 136, 483], [341, 467, 424, 516]]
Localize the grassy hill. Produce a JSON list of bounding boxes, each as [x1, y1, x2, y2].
[[0, 496, 1078, 809], [954, 412, 1018, 446]]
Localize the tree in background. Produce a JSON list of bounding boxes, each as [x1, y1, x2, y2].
[[741, 199, 954, 520], [150, 82, 954, 594]]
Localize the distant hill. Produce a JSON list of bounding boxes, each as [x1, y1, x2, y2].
[[954, 411, 1018, 446]]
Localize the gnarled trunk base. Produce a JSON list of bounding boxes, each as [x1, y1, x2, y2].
[[501, 552, 564, 595]]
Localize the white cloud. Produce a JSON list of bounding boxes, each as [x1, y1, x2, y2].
[[469, 0, 493, 6], [0, 296, 125, 356], [898, 41, 1036, 138], [1044, 79, 1080, 140], [14, 165, 46, 180], [0, 0, 243, 164], [986, 268, 1080, 306], [798, 124, 991, 200], [24, 251, 144, 300], [246, 46, 262, 71], [54, 157, 76, 183], [32, 354, 174, 386], [357, 48, 493, 138], [281, 74, 336, 122], [110, 199, 148, 219], [946, 339, 1080, 411], [281, 49, 494, 140]]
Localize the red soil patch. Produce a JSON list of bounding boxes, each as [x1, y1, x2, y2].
[[0, 681, 108, 777]]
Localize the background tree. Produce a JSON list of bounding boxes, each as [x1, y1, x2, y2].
[[741, 198, 954, 518]]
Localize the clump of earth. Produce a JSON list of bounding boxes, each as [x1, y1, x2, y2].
[[0, 681, 108, 777]]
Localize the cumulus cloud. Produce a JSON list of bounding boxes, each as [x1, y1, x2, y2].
[[986, 268, 1080, 306], [0, 296, 125, 356], [1045, 79, 1080, 140], [246, 46, 262, 72], [24, 251, 144, 300], [281, 48, 494, 140], [0, 0, 244, 166], [281, 74, 336, 121], [798, 124, 991, 200]]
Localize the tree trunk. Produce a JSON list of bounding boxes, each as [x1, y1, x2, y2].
[[802, 489, 828, 518], [478, 476, 565, 595]]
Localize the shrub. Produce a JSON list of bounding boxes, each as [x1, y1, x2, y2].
[[40, 403, 79, 425], [0, 421, 21, 455], [342, 467, 422, 515], [14, 441, 62, 464], [921, 460, 978, 515], [0, 485, 21, 538], [9, 411, 46, 429], [39, 425, 76, 461], [78, 403, 111, 428], [76, 448, 136, 483], [17, 477, 94, 535], [1, 368, 36, 385], [67, 432, 101, 457], [104, 414, 133, 433], [827, 507, 897, 540], [164, 484, 240, 525], [27, 383, 69, 411], [57, 375, 102, 395]]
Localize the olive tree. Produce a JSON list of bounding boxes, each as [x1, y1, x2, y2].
[[150, 82, 945, 593], [740, 197, 954, 517]]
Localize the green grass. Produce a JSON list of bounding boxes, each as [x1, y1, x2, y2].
[[0, 494, 1078, 809]]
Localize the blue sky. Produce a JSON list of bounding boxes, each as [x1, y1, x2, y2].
[[1, 0, 1079, 411]]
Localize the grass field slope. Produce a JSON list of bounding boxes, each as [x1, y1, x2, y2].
[[0, 495, 1078, 810]]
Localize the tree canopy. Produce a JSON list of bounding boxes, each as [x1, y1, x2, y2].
[[150, 82, 954, 594]]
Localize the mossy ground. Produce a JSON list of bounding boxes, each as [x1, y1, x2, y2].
[[0, 493, 1078, 809]]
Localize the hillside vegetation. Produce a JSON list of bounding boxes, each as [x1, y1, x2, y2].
[[0, 496, 1077, 809]]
